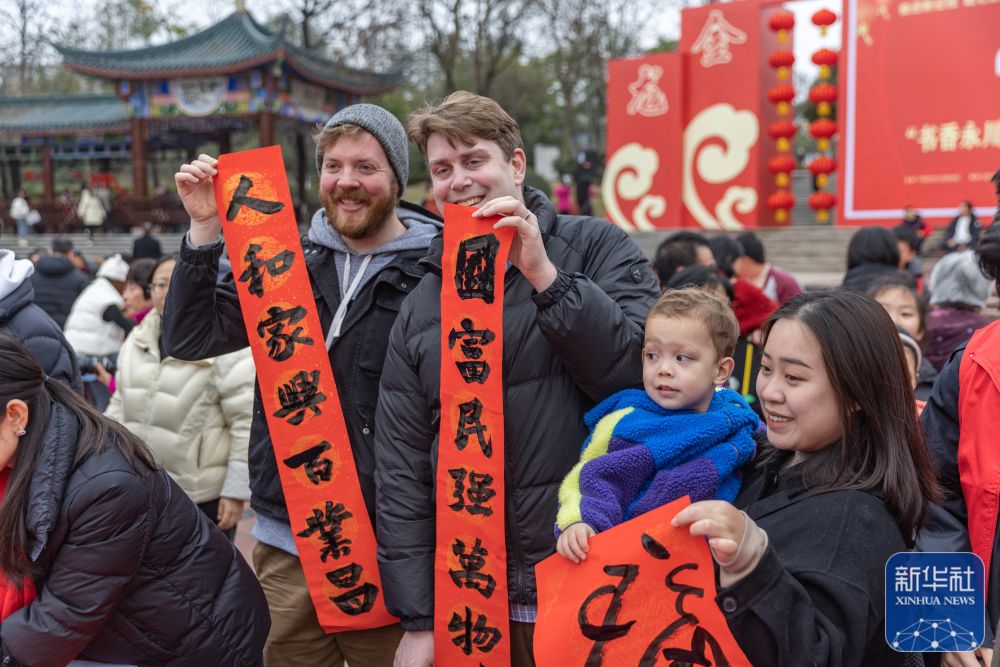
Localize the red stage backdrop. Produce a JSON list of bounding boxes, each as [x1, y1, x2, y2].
[[840, 0, 1000, 225], [603, 0, 787, 230], [602, 53, 683, 230], [680, 1, 784, 230]]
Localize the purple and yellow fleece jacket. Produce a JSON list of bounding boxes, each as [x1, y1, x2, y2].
[[555, 387, 760, 536]]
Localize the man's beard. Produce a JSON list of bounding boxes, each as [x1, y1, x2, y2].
[[321, 183, 397, 241]]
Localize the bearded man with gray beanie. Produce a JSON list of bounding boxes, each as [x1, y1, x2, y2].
[[161, 104, 441, 666]]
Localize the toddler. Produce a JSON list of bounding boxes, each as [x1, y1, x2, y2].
[[555, 287, 760, 562]]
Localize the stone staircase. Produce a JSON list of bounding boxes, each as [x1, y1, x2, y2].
[[789, 169, 825, 227], [1, 232, 187, 261]]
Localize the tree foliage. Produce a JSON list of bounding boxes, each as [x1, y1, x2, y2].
[[0, 0, 192, 95]]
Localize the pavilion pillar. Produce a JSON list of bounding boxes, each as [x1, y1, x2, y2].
[[295, 129, 308, 214], [10, 160, 22, 195], [259, 65, 277, 148], [41, 145, 55, 205], [258, 111, 275, 147], [131, 116, 149, 199]]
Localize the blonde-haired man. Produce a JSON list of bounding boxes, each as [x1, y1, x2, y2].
[[375, 91, 660, 666]]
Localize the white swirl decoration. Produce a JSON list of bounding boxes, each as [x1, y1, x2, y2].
[[600, 143, 667, 231], [682, 103, 759, 230]]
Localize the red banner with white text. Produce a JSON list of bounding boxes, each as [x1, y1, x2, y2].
[[602, 53, 683, 230], [839, 0, 1000, 226], [603, 0, 788, 230]]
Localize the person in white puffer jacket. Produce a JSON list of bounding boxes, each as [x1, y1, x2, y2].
[[63, 253, 129, 357], [106, 256, 253, 539]]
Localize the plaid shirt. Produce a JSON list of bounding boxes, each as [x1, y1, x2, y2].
[[509, 602, 537, 623]]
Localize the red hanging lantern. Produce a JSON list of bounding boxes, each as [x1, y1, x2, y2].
[[768, 49, 795, 81], [808, 155, 837, 189], [810, 118, 837, 151], [808, 191, 837, 209], [767, 190, 796, 223], [768, 120, 797, 153], [809, 83, 838, 118], [767, 155, 797, 172], [808, 191, 837, 222], [767, 84, 796, 116], [812, 8, 837, 37], [811, 48, 838, 80], [768, 120, 797, 139], [768, 11, 795, 44], [767, 155, 797, 188]]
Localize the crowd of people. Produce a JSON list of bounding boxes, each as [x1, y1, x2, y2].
[[0, 92, 997, 667], [3, 183, 187, 246]]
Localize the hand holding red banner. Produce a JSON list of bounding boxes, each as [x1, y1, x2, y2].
[[214, 146, 395, 632], [535, 496, 750, 667], [436, 203, 514, 665]]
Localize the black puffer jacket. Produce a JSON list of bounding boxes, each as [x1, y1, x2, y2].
[[30, 255, 89, 329], [0, 280, 81, 393], [0, 401, 269, 667], [162, 202, 440, 526], [374, 186, 659, 629], [721, 450, 912, 666]]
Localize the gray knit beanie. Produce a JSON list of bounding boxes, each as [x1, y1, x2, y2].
[[315, 104, 409, 197], [929, 249, 992, 308]]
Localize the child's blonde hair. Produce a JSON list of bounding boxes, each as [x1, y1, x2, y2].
[[647, 287, 739, 358]]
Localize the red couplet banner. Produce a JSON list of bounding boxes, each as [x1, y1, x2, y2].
[[534, 497, 751, 666], [215, 145, 396, 632], [840, 0, 1000, 225], [435, 204, 514, 665]]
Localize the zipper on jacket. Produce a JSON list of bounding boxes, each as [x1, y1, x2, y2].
[[504, 440, 529, 607]]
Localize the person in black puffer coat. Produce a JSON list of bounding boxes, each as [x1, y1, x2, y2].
[[163, 104, 440, 664], [0, 334, 269, 667], [29, 239, 88, 329], [376, 92, 660, 666], [0, 249, 81, 393]]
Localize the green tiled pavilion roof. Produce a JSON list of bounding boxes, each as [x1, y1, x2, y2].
[[0, 95, 128, 135], [53, 11, 402, 95]]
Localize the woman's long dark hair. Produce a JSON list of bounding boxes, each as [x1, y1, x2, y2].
[[760, 290, 940, 539], [0, 335, 156, 583]]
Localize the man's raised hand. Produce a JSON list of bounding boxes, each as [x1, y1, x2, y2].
[[474, 196, 558, 293], [175, 154, 222, 245]]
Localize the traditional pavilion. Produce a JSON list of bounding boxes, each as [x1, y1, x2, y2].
[[0, 8, 401, 205]]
